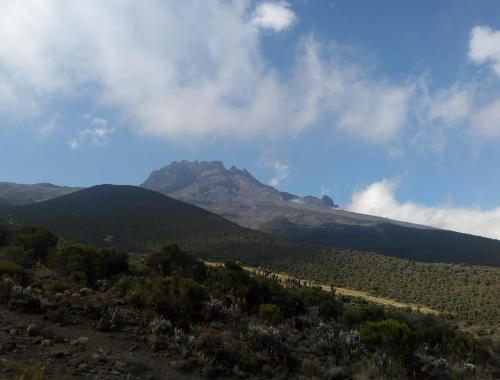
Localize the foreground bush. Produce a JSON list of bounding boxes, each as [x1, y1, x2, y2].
[[360, 319, 417, 360], [47, 242, 128, 285]]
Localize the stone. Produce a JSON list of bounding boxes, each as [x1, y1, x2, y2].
[[26, 323, 40, 336], [79, 288, 93, 296], [78, 363, 89, 372], [202, 365, 220, 378], [53, 350, 68, 359], [41, 339, 53, 347], [169, 360, 192, 372]]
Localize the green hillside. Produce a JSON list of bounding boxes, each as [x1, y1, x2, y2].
[[3, 185, 499, 325], [1, 223, 498, 379]]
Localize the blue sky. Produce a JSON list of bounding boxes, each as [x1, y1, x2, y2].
[[1, 1, 500, 238]]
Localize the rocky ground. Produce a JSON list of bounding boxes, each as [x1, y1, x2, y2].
[[0, 295, 203, 379]]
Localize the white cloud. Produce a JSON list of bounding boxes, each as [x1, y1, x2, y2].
[[471, 98, 500, 137], [428, 85, 472, 124], [0, 1, 413, 145], [262, 158, 290, 187], [251, 1, 296, 32], [69, 116, 114, 150], [347, 180, 500, 240], [335, 82, 413, 143], [288, 39, 414, 143], [91, 117, 108, 127], [469, 26, 500, 77]]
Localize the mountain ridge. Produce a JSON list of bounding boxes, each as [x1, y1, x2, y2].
[[142, 160, 500, 266]]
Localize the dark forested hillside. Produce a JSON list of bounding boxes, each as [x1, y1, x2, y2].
[[261, 219, 500, 267], [4, 185, 262, 250]]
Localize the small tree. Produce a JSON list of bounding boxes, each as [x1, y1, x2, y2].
[[360, 319, 417, 360], [258, 303, 282, 324]]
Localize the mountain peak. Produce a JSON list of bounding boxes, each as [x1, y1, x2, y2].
[[142, 160, 339, 220]]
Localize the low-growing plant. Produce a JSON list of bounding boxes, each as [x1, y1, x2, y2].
[[258, 303, 282, 324], [360, 319, 416, 360]]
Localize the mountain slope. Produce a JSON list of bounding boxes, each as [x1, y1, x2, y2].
[[142, 161, 500, 267], [0, 196, 8, 208], [2, 185, 498, 321], [4, 185, 264, 250], [263, 218, 500, 266], [0, 181, 81, 206]]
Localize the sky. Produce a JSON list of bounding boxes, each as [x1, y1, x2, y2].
[[1, 0, 500, 239]]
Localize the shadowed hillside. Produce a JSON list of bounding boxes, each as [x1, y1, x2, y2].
[[261, 218, 500, 267], [5, 185, 264, 250]]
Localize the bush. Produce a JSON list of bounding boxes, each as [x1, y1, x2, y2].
[[47, 242, 128, 285], [258, 304, 282, 324], [0, 259, 27, 279], [11, 225, 58, 261], [341, 304, 385, 328], [360, 319, 416, 359], [242, 323, 292, 356], [102, 250, 129, 276], [295, 286, 343, 320], [126, 275, 207, 321], [147, 244, 207, 282], [205, 297, 240, 322]]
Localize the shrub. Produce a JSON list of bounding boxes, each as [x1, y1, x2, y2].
[[295, 286, 343, 320], [114, 275, 137, 297], [102, 250, 129, 276], [360, 319, 416, 359], [258, 304, 282, 324], [341, 304, 385, 328], [301, 358, 320, 377], [205, 297, 240, 322], [147, 244, 207, 282], [242, 323, 292, 356], [149, 317, 173, 336], [195, 329, 222, 352], [126, 275, 208, 321], [0, 259, 27, 279], [47, 243, 128, 285], [10, 225, 58, 261]]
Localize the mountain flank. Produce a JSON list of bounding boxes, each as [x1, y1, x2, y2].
[[142, 161, 500, 267], [4, 184, 260, 251], [1, 185, 498, 322], [0, 181, 81, 206]]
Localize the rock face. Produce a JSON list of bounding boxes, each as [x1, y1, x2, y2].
[[0, 182, 81, 206], [141, 161, 432, 233], [142, 161, 345, 230]]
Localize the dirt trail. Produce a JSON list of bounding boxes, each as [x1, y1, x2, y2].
[[204, 261, 440, 315]]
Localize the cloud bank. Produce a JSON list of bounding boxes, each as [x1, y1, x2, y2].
[[347, 180, 500, 240], [0, 0, 415, 144]]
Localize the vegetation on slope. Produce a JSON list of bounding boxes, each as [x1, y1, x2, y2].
[[3, 185, 499, 328], [0, 224, 498, 379], [6, 185, 262, 250], [262, 218, 500, 267]]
